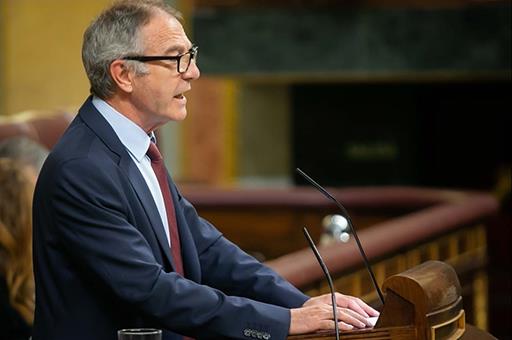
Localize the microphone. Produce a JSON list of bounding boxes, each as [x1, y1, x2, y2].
[[303, 226, 340, 340], [296, 168, 385, 305]]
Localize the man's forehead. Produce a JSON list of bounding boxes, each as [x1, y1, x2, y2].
[[142, 12, 191, 53]]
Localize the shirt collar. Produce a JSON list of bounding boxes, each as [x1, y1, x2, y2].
[[92, 96, 151, 162]]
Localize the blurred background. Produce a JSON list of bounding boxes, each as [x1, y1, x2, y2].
[[0, 0, 510, 337], [1, 0, 509, 189]]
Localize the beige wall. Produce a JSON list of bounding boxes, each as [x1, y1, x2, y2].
[[237, 83, 290, 186], [0, 1, 241, 185], [0, 0, 111, 116]]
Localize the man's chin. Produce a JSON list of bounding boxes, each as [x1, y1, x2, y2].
[[159, 111, 187, 125], [171, 110, 188, 121]]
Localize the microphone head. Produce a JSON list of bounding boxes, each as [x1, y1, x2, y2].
[[296, 168, 338, 203]]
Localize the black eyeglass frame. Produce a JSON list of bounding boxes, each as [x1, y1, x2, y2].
[[122, 45, 198, 74]]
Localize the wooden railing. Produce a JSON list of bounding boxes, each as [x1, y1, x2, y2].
[[183, 186, 499, 331], [264, 189, 498, 331]]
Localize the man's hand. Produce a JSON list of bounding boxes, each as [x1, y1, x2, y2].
[[289, 304, 367, 334], [304, 292, 380, 319], [288, 293, 380, 335]]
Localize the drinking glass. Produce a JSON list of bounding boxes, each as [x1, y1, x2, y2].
[[117, 328, 162, 340]]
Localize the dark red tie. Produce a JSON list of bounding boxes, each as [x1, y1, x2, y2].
[[147, 142, 184, 276]]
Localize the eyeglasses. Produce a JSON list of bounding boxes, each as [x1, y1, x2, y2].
[[122, 45, 198, 74]]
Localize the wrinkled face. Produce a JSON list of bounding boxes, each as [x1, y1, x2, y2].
[[129, 11, 200, 131]]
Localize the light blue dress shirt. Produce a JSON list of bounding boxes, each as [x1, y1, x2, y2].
[[92, 96, 171, 246]]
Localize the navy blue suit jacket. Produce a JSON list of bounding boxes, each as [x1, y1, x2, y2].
[[32, 97, 309, 340]]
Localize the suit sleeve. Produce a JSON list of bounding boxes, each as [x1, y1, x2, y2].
[[50, 158, 294, 339], [175, 192, 309, 309]]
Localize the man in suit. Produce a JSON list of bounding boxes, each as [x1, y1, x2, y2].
[[32, 1, 378, 339]]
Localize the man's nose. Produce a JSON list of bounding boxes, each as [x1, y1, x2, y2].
[[183, 59, 200, 80]]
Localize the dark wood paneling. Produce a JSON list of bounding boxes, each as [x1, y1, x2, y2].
[[193, 5, 511, 75]]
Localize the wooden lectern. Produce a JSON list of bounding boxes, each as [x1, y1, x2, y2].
[[289, 261, 468, 340]]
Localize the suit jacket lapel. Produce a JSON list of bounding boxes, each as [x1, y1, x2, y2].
[[120, 156, 175, 268], [78, 97, 175, 268]]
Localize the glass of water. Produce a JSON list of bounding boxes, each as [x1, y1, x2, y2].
[[118, 328, 162, 340]]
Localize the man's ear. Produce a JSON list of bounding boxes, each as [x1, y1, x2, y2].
[[110, 60, 134, 93]]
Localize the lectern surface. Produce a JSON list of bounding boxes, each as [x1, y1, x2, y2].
[[288, 261, 498, 340], [287, 324, 496, 340], [460, 324, 497, 340]]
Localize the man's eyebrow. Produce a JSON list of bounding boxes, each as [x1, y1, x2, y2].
[[164, 44, 190, 55]]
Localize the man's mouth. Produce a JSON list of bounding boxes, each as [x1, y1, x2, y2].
[[174, 93, 185, 99]]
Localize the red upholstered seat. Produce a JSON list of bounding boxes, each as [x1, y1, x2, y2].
[[0, 110, 74, 149]]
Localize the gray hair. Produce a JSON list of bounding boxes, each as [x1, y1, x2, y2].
[[0, 137, 49, 174], [82, 0, 181, 99]]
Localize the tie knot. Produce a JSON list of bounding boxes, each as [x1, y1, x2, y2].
[[147, 142, 162, 162]]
